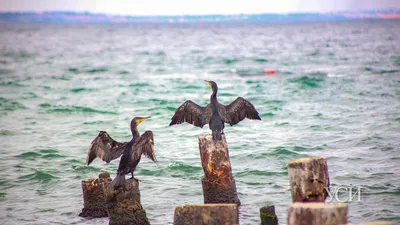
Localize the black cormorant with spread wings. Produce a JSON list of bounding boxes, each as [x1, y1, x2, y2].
[[169, 80, 261, 140], [86, 116, 158, 187]]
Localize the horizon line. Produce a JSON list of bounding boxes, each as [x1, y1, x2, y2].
[[0, 8, 399, 17]]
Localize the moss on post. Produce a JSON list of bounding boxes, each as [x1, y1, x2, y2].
[[287, 202, 347, 225], [173, 204, 239, 225], [103, 178, 150, 225], [198, 134, 240, 205], [260, 205, 278, 225], [288, 157, 329, 202], [79, 172, 111, 218]]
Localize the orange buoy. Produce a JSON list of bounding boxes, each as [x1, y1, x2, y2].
[[265, 70, 276, 75]]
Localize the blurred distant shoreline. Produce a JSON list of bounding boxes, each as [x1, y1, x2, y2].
[[1, 9, 399, 24]]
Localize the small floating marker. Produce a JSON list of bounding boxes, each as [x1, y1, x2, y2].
[[264, 70, 276, 75]]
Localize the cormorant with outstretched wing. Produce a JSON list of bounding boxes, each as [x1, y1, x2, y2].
[[169, 81, 261, 140], [86, 116, 158, 187]]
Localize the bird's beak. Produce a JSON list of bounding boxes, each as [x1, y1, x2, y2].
[[204, 80, 212, 87], [137, 116, 151, 124]]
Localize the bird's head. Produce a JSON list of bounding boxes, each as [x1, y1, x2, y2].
[[131, 116, 151, 128], [204, 80, 218, 95]]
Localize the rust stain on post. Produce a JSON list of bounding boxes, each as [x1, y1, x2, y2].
[[199, 134, 240, 205]]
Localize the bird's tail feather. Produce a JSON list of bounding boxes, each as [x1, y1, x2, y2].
[[212, 130, 222, 140], [110, 174, 125, 188]]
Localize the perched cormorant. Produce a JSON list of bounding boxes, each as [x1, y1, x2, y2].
[[169, 80, 261, 140], [86, 116, 158, 187]]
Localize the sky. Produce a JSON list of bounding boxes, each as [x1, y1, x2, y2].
[[0, 0, 399, 15]]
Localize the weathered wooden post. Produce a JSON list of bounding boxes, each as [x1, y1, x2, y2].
[[288, 157, 329, 202], [198, 134, 240, 205], [103, 178, 150, 225], [79, 172, 112, 218], [173, 204, 239, 225], [287, 202, 347, 225], [351, 222, 393, 225], [260, 205, 278, 225]]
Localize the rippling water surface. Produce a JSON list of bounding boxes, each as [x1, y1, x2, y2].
[[0, 20, 400, 225]]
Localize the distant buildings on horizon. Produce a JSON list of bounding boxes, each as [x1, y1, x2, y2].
[[0, 9, 399, 24]]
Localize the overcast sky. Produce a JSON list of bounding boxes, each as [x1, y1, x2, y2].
[[0, 0, 398, 15]]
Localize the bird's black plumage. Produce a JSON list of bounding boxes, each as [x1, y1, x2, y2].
[[169, 81, 261, 140], [86, 116, 158, 188]]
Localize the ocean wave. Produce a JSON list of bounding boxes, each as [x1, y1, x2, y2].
[[129, 82, 150, 87], [267, 146, 302, 158], [45, 106, 117, 115], [222, 58, 240, 64], [68, 67, 109, 74], [0, 97, 28, 111], [137, 168, 165, 176], [18, 170, 58, 182], [15, 151, 42, 160], [39, 149, 59, 154], [254, 58, 269, 63], [260, 112, 275, 117], [0, 130, 15, 136], [0, 69, 13, 75], [42, 153, 65, 159], [72, 165, 102, 173], [167, 161, 202, 173], [71, 88, 95, 93], [288, 76, 324, 88], [235, 169, 287, 177]]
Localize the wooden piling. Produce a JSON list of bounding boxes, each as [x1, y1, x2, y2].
[[288, 157, 330, 202], [287, 202, 347, 225], [198, 134, 240, 205], [260, 205, 278, 225], [344, 222, 393, 225], [173, 203, 239, 225], [79, 172, 112, 218], [103, 178, 150, 225]]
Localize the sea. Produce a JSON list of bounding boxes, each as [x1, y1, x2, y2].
[[0, 20, 399, 225]]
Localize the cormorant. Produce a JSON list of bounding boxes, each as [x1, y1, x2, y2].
[[86, 116, 158, 187], [169, 80, 261, 140]]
